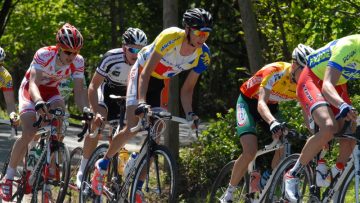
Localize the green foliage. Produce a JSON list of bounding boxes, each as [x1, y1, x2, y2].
[[178, 108, 240, 200]]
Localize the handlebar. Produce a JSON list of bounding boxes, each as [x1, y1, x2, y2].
[[130, 108, 197, 134]]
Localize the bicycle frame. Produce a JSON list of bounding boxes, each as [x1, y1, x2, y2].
[[246, 134, 293, 203]]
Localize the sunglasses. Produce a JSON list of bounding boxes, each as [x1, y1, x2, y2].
[[191, 29, 211, 38], [126, 46, 141, 54], [62, 49, 78, 56]]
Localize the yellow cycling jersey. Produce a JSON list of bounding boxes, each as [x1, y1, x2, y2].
[[137, 27, 211, 79], [0, 66, 13, 91], [240, 62, 296, 103]]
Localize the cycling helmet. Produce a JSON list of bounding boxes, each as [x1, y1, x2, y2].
[[56, 23, 84, 51], [122, 28, 147, 46], [292, 44, 314, 67], [182, 8, 213, 31], [0, 47, 5, 61]]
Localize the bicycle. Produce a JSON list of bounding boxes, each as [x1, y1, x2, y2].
[[209, 123, 306, 203], [267, 120, 360, 203], [79, 105, 196, 203], [0, 106, 73, 203]]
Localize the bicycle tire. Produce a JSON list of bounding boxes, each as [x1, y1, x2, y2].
[[336, 165, 356, 203], [63, 147, 83, 202], [29, 144, 70, 203], [79, 143, 109, 203], [0, 147, 12, 180], [129, 145, 178, 203], [209, 160, 251, 203], [265, 154, 313, 203]]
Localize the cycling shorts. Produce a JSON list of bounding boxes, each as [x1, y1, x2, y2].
[[297, 66, 351, 119], [126, 60, 166, 108], [97, 82, 127, 121], [236, 92, 278, 137], [19, 80, 62, 115]]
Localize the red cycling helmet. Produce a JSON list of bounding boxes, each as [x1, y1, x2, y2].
[[56, 23, 84, 51]]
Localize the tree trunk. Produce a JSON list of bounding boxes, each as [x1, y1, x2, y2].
[[0, 0, 13, 38], [274, 0, 290, 59], [163, 0, 179, 160], [238, 0, 264, 73], [110, 0, 118, 47]]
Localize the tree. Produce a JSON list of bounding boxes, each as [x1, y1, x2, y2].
[[0, 0, 20, 38], [163, 0, 179, 159], [238, 0, 263, 73]]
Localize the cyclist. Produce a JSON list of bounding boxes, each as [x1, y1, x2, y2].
[[0, 47, 19, 125], [0, 23, 88, 201], [284, 35, 359, 202], [90, 8, 213, 202], [75, 27, 147, 188], [220, 44, 314, 203]]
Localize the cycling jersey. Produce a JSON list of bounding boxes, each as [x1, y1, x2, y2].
[[137, 27, 211, 79], [307, 34, 360, 85], [0, 66, 13, 91], [240, 62, 296, 103], [19, 46, 85, 114], [96, 48, 130, 87], [23, 46, 84, 87]]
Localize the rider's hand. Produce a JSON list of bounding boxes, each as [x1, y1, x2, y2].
[[34, 100, 48, 116], [92, 112, 104, 130], [135, 102, 148, 116], [335, 102, 357, 121], [270, 120, 282, 139], [9, 112, 20, 127]]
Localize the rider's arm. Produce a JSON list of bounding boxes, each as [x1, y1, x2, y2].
[[74, 77, 89, 111], [181, 70, 200, 114], [3, 90, 16, 115], [257, 86, 276, 124], [29, 67, 44, 103], [138, 51, 162, 102], [322, 67, 344, 108], [88, 72, 105, 113]]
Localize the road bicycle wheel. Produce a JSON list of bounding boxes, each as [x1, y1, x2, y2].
[[79, 144, 111, 203], [129, 145, 178, 203], [30, 144, 70, 203], [209, 160, 250, 203], [63, 147, 83, 202], [336, 165, 357, 203], [265, 154, 313, 203]]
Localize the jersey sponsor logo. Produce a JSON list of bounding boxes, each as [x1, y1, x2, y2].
[[343, 50, 356, 63], [160, 36, 181, 52], [302, 84, 313, 102], [308, 48, 331, 68], [246, 76, 262, 89], [202, 52, 211, 66], [237, 103, 248, 127], [112, 71, 121, 77]]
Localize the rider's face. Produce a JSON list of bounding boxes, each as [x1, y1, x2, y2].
[[59, 49, 78, 65], [188, 27, 210, 48], [124, 45, 143, 65]]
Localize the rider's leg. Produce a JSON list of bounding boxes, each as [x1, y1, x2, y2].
[[271, 147, 284, 169], [8, 112, 38, 176]]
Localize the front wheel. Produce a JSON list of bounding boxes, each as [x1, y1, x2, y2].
[[265, 154, 313, 203], [336, 165, 357, 203], [129, 145, 178, 203], [209, 160, 250, 203]]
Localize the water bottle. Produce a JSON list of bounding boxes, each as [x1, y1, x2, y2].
[[316, 159, 329, 187], [249, 170, 261, 193], [260, 169, 271, 189], [329, 162, 344, 180], [123, 152, 138, 178], [117, 148, 129, 175]]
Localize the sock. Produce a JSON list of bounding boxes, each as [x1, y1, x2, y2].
[[136, 180, 144, 191], [224, 184, 236, 201], [79, 157, 88, 174], [5, 167, 15, 180], [96, 158, 110, 171]]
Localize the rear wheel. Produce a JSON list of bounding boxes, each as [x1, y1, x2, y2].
[[336, 165, 356, 203]]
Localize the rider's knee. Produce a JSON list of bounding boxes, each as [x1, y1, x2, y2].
[[241, 149, 257, 162]]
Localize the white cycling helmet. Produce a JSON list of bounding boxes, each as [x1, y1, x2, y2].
[[122, 28, 147, 46], [0, 47, 5, 61], [292, 44, 314, 67]]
